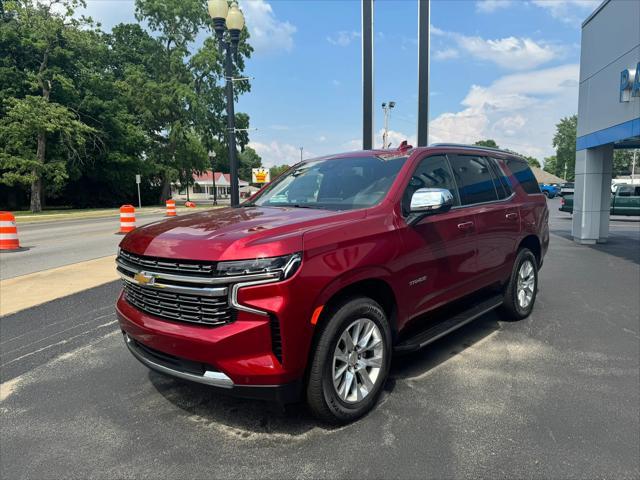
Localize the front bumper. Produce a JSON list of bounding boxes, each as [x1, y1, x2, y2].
[[122, 332, 302, 403]]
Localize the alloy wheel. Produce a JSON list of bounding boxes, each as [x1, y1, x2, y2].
[[516, 260, 535, 309], [332, 318, 384, 404]]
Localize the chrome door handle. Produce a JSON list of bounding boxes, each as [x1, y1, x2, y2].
[[505, 213, 518, 220], [457, 221, 474, 231]]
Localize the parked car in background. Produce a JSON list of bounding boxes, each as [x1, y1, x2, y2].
[[116, 144, 549, 424], [560, 183, 640, 216], [559, 182, 574, 196], [539, 183, 560, 198], [611, 178, 640, 192]]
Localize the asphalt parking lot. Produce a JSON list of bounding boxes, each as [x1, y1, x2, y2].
[[1, 198, 639, 479]]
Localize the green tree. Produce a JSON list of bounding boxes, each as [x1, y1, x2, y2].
[[474, 139, 499, 148], [238, 146, 262, 182], [0, 0, 98, 212], [525, 156, 541, 168], [132, 0, 254, 202], [613, 149, 639, 178], [0, 95, 96, 198], [543, 155, 558, 176], [552, 115, 577, 181], [270, 164, 290, 179]]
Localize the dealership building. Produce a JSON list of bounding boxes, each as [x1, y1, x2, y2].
[[573, 0, 640, 244]]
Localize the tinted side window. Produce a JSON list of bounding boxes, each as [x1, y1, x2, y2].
[[506, 158, 540, 194], [488, 157, 513, 199], [402, 155, 460, 215], [448, 155, 499, 205], [618, 186, 633, 197]]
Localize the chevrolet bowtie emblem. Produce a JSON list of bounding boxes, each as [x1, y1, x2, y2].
[[134, 271, 155, 285]]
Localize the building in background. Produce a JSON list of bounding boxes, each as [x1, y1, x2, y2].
[[573, 0, 640, 244], [171, 171, 249, 201]]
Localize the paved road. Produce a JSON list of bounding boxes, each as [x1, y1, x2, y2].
[[0, 213, 168, 279], [1, 198, 639, 479]]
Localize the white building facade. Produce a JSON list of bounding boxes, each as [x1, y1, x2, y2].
[[573, 0, 640, 244]]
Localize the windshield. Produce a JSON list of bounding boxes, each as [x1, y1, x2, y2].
[[245, 154, 408, 211]]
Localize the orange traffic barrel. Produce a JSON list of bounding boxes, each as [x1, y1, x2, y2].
[[185, 201, 196, 208], [166, 199, 176, 216], [119, 205, 136, 234], [0, 212, 20, 250]]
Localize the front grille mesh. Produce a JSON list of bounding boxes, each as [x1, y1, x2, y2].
[[119, 249, 216, 276], [123, 281, 233, 326]]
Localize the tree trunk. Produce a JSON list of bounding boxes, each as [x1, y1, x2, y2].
[[30, 130, 46, 213], [159, 176, 171, 204]]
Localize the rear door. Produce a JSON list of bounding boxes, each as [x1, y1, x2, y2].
[[447, 154, 521, 285]]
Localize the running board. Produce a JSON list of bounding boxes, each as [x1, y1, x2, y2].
[[394, 295, 503, 353]]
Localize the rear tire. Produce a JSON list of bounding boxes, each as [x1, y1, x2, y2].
[[500, 248, 538, 321], [306, 297, 392, 424]]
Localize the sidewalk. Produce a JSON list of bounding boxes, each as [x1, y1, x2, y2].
[[0, 256, 118, 316]]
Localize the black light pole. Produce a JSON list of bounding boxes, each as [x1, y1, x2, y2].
[[208, 0, 245, 207], [417, 0, 430, 146], [362, 0, 374, 150]]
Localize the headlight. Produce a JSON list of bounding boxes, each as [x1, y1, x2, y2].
[[217, 253, 301, 279]]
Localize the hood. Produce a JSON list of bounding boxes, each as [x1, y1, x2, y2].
[[119, 206, 364, 261]]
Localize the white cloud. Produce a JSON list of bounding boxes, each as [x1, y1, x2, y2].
[[476, 0, 513, 13], [429, 64, 580, 158], [327, 30, 360, 47], [331, 79, 341, 87], [240, 0, 296, 54], [249, 140, 308, 167], [434, 48, 460, 60], [531, 0, 600, 24], [453, 35, 561, 70]]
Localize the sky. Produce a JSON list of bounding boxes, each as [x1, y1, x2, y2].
[[79, 0, 602, 167]]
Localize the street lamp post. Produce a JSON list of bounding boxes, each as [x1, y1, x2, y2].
[[382, 101, 395, 149], [208, 0, 245, 207]]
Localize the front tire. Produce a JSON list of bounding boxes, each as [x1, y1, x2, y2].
[[306, 297, 392, 424], [501, 248, 538, 320]]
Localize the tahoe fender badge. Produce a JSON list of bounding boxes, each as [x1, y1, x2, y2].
[[409, 275, 427, 286]]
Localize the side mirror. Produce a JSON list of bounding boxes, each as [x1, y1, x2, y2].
[[408, 188, 454, 225]]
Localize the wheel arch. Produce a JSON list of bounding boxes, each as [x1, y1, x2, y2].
[[518, 234, 542, 267]]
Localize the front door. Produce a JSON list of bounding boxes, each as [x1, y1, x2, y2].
[[396, 154, 478, 322]]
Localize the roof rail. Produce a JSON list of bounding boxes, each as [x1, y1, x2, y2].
[[430, 143, 517, 156]]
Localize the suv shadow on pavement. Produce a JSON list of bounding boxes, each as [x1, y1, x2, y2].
[[148, 310, 501, 433]]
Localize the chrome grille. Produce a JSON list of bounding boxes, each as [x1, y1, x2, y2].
[[119, 250, 216, 276], [122, 281, 233, 326]]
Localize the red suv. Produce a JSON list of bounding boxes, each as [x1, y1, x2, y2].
[[116, 144, 548, 423]]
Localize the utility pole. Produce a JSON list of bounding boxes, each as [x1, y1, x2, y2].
[[417, 0, 430, 146], [362, 0, 374, 150], [381, 101, 395, 148], [632, 149, 637, 179], [300, 147, 303, 162]]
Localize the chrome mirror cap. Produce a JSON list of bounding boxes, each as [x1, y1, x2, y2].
[[410, 188, 454, 213]]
